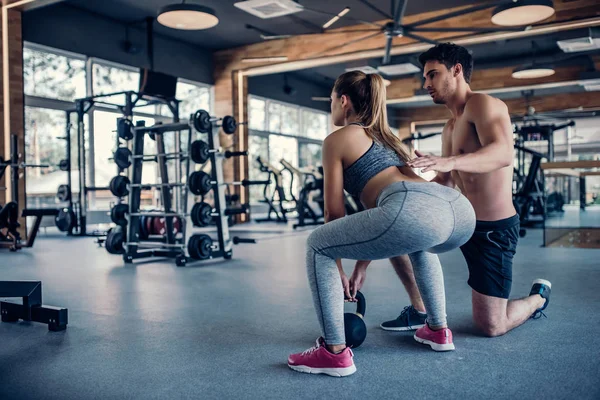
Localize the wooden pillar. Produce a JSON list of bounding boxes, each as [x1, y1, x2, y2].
[[213, 65, 249, 221], [1, 7, 26, 235]]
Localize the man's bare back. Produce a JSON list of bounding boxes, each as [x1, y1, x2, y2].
[[443, 93, 516, 221]]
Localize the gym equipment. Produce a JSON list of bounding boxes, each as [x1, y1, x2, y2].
[[1, 281, 68, 331], [192, 109, 238, 134], [55, 207, 76, 232], [188, 170, 269, 196], [254, 156, 293, 223], [187, 234, 215, 259], [344, 291, 367, 348], [59, 159, 69, 171], [110, 204, 129, 226], [190, 140, 248, 164], [105, 226, 125, 254], [71, 91, 181, 237], [56, 184, 71, 202], [110, 175, 130, 198], [114, 147, 132, 169], [190, 202, 248, 227], [117, 117, 134, 140], [0, 157, 49, 170]]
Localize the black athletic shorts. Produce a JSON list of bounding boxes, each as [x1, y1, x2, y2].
[[460, 214, 520, 299]]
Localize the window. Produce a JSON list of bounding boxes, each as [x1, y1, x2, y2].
[[269, 135, 298, 200], [23, 47, 86, 101], [177, 81, 211, 119], [92, 62, 139, 96], [249, 98, 266, 131], [24, 107, 68, 207], [302, 109, 328, 140], [299, 143, 322, 169], [247, 95, 330, 204], [247, 135, 269, 203]]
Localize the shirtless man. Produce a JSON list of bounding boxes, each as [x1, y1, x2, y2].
[[350, 43, 552, 337]]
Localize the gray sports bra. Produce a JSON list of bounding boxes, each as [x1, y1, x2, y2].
[[342, 123, 406, 197]]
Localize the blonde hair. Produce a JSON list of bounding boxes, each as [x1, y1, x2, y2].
[[333, 71, 411, 163]]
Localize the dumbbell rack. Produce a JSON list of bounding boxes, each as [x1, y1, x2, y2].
[[119, 119, 193, 265]]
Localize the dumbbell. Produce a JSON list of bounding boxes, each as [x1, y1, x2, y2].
[[192, 110, 238, 134], [117, 118, 134, 140], [190, 202, 248, 227], [187, 234, 215, 260], [188, 171, 270, 196], [190, 140, 248, 164], [112, 147, 187, 169]]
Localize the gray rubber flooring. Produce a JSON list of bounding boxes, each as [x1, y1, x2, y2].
[[1, 226, 599, 399]]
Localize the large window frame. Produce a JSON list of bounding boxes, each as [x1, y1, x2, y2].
[[247, 95, 329, 204], [23, 42, 213, 208]]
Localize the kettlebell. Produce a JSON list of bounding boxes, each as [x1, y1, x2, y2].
[[344, 291, 367, 348]]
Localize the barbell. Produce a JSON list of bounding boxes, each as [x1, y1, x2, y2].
[[112, 147, 189, 169], [193, 110, 238, 134], [188, 171, 270, 196], [190, 140, 248, 164], [190, 202, 248, 227], [0, 157, 49, 169]]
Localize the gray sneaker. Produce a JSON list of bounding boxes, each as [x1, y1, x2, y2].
[[380, 305, 427, 331]]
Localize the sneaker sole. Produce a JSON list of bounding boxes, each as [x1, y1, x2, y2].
[[413, 334, 455, 352], [380, 323, 425, 332], [533, 279, 551, 289], [288, 363, 357, 377]]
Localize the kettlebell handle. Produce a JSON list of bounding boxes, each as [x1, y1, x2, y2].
[[354, 291, 366, 317]]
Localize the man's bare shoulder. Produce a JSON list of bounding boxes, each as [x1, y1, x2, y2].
[[464, 93, 508, 119]]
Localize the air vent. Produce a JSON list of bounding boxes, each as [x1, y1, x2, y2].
[[377, 63, 421, 76], [557, 37, 600, 53], [234, 0, 304, 19]]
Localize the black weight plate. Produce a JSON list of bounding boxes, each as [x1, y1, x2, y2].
[[117, 118, 134, 140], [55, 208, 74, 232], [110, 204, 128, 226], [114, 147, 132, 169], [109, 175, 130, 197], [191, 202, 213, 227], [222, 116, 237, 134], [188, 234, 212, 260], [56, 184, 71, 202], [193, 110, 211, 133], [59, 159, 69, 171], [105, 227, 125, 254], [188, 171, 212, 196], [191, 140, 210, 164]]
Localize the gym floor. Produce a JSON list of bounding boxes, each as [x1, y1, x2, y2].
[[1, 225, 598, 399]]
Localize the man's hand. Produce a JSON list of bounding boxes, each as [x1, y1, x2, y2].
[[408, 150, 456, 173]]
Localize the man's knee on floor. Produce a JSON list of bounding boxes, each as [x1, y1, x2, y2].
[[475, 318, 507, 337]]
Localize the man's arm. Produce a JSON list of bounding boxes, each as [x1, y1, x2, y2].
[[430, 123, 455, 187], [408, 95, 513, 175], [452, 95, 514, 173]]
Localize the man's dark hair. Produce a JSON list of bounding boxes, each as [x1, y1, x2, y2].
[[419, 43, 473, 84]]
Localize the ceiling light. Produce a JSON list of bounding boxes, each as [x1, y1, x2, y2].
[[345, 66, 379, 74], [512, 65, 555, 79], [322, 7, 350, 29], [157, 2, 219, 30], [241, 56, 289, 63], [491, 0, 555, 27]]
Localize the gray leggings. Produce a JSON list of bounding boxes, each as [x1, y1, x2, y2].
[[306, 181, 476, 345]]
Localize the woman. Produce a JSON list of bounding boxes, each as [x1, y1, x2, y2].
[[287, 71, 475, 377]]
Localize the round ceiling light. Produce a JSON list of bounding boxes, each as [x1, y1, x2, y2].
[[512, 65, 555, 79], [157, 3, 219, 30], [491, 0, 555, 27]]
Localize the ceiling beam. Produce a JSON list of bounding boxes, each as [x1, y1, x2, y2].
[[386, 64, 595, 102], [397, 91, 600, 123], [1, 0, 64, 11], [213, 1, 600, 78]]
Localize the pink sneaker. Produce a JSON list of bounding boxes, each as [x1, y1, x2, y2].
[[288, 337, 357, 377], [414, 325, 455, 351]]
